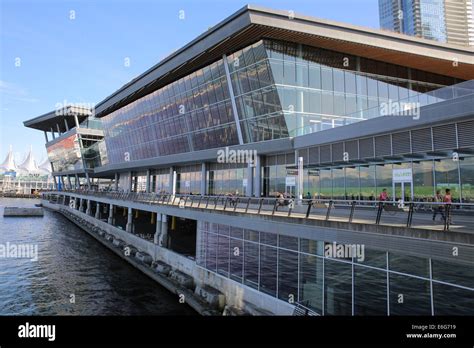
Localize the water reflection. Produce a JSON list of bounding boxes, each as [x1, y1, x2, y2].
[[0, 198, 195, 315]]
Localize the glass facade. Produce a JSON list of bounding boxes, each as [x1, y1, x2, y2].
[[418, 0, 447, 42], [82, 140, 108, 169], [100, 39, 459, 166], [47, 133, 83, 172], [176, 164, 201, 194], [380, 0, 448, 43], [196, 221, 474, 315], [208, 162, 247, 195], [268, 157, 474, 202], [102, 57, 238, 164]]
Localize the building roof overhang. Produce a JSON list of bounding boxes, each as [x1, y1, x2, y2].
[[24, 106, 91, 132], [93, 4, 474, 118]]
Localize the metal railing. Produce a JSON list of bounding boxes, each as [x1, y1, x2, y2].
[[44, 190, 474, 232]]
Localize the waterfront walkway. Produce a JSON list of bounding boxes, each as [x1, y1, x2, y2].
[[47, 190, 474, 235]]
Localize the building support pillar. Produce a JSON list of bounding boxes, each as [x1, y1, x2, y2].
[[159, 214, 168, 248], [67, 175, 72, 190], [95, 202, 100, 219], [85, 172, 91, 190], [128, 171, 133, 192], [246, 161, 254, 197], [114, 173, 119, 191], [79, 198, 83, 212], [200, 163, 206, 196], [86, 199, 91, 215], [169, 167, 176, 195], [108, 204, 114, 225], [145, 169, 151, 193], [154, 213, 162, 245], [254, 155, 262, 198], [43, 131, 49, 143], [74, 114, 80, 129], [126, 207, 133, 232]]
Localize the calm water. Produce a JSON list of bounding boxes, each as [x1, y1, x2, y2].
[[0, 198, 195, 315]]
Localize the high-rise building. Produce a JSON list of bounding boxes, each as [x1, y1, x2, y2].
[[379, 0, 474, 46]]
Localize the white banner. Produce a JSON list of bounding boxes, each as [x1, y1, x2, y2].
[[393, 168, 413, 183]]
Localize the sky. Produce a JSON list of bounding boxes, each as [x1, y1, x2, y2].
[[0, 0, 380, 164]]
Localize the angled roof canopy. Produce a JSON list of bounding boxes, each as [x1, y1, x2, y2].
[[93, 4, 474, 118], [24, 105, 91, 132]]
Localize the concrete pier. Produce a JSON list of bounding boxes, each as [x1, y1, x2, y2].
[[3, 207, 44, 217]]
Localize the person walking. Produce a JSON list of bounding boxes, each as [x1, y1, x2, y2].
[[276, 193, 285, 211], [443, 188, 453, 225], [432, 190, 445, 221], [379, 188, 389, 202]]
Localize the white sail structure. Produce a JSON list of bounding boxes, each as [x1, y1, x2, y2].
[[17, 146, 41, 176], [37, 157, 52, 176], [0, 145, 17, 174]]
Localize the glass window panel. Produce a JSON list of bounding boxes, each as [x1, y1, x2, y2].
[[283, 60, 296, 86], [296, 62, 309, 88], [433, 283, 474, 315], [367, 77, 378, 98], [260, 245, 277, 296], [459, 157, 474, 203], [260, 231, 277, 246], [319, 169, 332, 199], [435, 159, 460, 200], [389, 252, 429, 278], [344, 71, 356, 94], [230, 238, 243, 281], [205, 232, 217, 272], [333, 69, 345, 93], [278, 249, 299, 302], [354, 265, 387, 315], [269, 59, 284, 84], [308, 65, 321, 90], [375, 164, 392, 199], [325, 259, 352, 315], [321, 68, 333, 91], [279, 234, 298, 251], [413, 160, 434, 200], [377, 80, 389, 100], [300, 239, 324, 256], [389, 273, 431, 315], [244, 241, 259, 289], [299, 254, 323, 313], [217, 235, 230, 276], [432, 259, 474, 289]]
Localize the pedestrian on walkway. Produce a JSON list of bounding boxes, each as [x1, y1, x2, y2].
[[443, 188, 453, 225], [379, 188, 389, 202]]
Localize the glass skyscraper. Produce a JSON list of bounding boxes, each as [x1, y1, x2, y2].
[[379, 0, 474, 45]]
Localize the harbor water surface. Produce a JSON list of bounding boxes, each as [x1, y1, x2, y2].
[[0, 198, 196, 315]]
